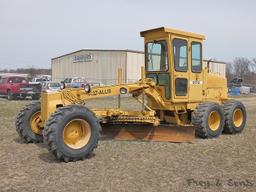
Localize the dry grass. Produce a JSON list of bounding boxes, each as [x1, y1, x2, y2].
[[0, 97, 255, 192]]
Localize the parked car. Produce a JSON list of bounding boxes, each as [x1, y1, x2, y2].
[[29, 77, 48, 87], [41, 81, 61, 93], [89, 82, 105, 87], [62, 77, 88, 88], [41, 75, 52, 81], [30, 77, 47, 83], [0, 76, 41, 100]]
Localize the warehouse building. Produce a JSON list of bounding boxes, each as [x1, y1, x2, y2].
[[52, 49, 144, 85], [52, 49, 226, 85]]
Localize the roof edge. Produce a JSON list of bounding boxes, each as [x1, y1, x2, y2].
[[140, 27, 205, 40], [52, 49, 144, 60]]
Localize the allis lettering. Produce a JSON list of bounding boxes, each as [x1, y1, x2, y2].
[[91, 89, 111, 95]]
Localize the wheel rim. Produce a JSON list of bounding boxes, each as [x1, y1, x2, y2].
[[208, 111, 221, 131], [233, 108, 243, 128], [63, 119, 91, 149], [30, 111, 43, 135]]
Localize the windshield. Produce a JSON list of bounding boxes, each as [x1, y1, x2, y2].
[[146, 40, 168, 72], [64, 78, 72, 83], [48, 82, 61, 88], [73, 78, 86, 83], [8, 77, 27, 83], [36, 78, 43, 82]]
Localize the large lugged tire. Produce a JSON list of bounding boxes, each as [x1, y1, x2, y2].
[[223, 100, 246, 134], [192, 102, 224, 138], [43, 105, 101, 162], [15, 102, 44, 143]]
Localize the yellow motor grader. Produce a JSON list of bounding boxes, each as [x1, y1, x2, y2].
[[16, 27, 247, 162]]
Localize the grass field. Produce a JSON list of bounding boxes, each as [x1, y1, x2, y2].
[[0, 97, 255, 192]]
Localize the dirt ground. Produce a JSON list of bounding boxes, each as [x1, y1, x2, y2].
[[0, 97, 255, 192]]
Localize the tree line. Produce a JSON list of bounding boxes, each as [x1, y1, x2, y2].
[[0, 67, 51, 78], [226, 57, 256, 84]]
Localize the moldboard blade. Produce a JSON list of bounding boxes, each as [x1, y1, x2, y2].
[[101, 124, 195, 143]]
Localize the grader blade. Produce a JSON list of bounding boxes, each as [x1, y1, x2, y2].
[[101, 124, 195, 143]]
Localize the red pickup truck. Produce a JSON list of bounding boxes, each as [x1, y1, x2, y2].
[[0, 76, 41, 100]]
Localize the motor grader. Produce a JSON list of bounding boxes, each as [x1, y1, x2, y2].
[[16, 27, 247, 162]]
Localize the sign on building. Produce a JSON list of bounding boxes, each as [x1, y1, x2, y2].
[[73, 54, 93, 63]]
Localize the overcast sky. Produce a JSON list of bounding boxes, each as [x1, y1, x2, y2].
[[0, 0, 255, 69]]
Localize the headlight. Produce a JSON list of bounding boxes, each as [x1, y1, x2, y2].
[[84, 84, 91, 93], [60, 83, 65, 89], [120, 87, 127, 94]]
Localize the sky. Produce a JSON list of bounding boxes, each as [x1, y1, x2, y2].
[[0, 0, 255, 69]]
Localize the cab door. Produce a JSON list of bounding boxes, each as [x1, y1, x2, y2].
[[188, 40, 203, 102], [171, 37, 189, 102], [145, 39, 171, 100]]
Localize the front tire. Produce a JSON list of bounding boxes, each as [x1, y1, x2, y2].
[[15, 102, 44, 143], [192, 102, 224, 138], [43, 105, 101, 162], [223, 100, 246, 134]]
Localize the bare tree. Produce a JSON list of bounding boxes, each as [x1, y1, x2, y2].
[[1, 67, 51, 77], [226, 62, 234, 82], [233, 57, 251, 79], [251, 58, 256, 72], [26, 67, 38, 78]]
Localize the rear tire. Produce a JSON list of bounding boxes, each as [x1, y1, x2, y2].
[[43, 105, 101, 162], [7, 90, 15, 100], [32, 94, 40, 100], [15, 102, 43, 143], [192, 102, 224, 138], [223, 100, 246, 134]]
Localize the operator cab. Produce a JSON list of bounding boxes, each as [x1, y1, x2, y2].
[[141, 27, 205, 103]]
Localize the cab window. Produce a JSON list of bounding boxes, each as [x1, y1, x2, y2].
[[146, 40, 168, 72], [191, 42, 202, 72], [173, 39, 188, 72]]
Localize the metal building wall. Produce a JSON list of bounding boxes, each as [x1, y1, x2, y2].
[[52, 50, 127, 85], [126, 52, 145, 83], [203, 60, 226, 77]]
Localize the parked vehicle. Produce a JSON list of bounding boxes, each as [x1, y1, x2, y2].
[[62, 77, 88, 88], [0, 76, 41, 100], [89, 82, 105, 87], [41, 75, 52, 81], [41, 81, 61, 93], [29, 77, 48, 87], [30, 77, 47, 83]]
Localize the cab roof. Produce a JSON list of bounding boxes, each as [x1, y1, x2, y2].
[[140, 27, 205, 40]]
